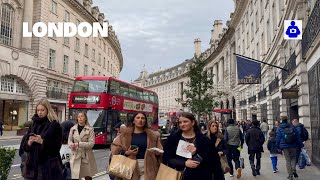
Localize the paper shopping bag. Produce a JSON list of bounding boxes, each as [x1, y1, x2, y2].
[[220, 155, 230, 174], [108, 155, 137, 179], [156, 163, 183, 180]]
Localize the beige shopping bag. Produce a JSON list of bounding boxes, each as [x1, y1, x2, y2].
[[155, 163, 183, 180], [220, 155, 230, 174], [108, 155, 137, 179]]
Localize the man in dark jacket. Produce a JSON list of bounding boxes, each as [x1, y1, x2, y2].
[[292, 119, 307, 165], [276, 116, 304, 180], [0, 120, 3, 136], [245, 120, 265, 176]]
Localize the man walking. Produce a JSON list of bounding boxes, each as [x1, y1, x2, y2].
[[224, 118, 244, 178], [292, 119, 308, 164], [260, 120, 269, 141], [245, 120, 265, 176], [0, 120, 3, 136], [276, 116, 304, 180]]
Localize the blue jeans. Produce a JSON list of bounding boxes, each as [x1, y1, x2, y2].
[[226, 145, 241, 175], [270, 156, 278, 171]]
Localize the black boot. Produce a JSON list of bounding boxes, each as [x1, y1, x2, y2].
[[256, 169, 260, 175], [252, 169, 257, 176]]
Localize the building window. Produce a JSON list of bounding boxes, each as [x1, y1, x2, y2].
[[64, 10, 70, 22], [63, 55, 68, 74], [103, 57, 106, 68], [84, 64, 88, 76], [108, 48, 111, 56], [49, 49, 56, 69], [64, 37, 69, 46], [85, 43, 88, 56], [98, 71, 101, 76], [76, 19, 80, 26], [92, 68, 95, 76], [111, 64, 113, 74], [0, 4, 14, 46], [98, 53, 101, 65], [75, 60, 79, 76], [104, 43, 106, 52], [51, 0, 57, 14], [92, 49, 95, 61], [75, 38, 80, 52], [0, 76, 14, 92], [108, 61, 110, 71]]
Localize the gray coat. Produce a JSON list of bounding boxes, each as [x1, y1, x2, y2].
[[224, 124, 244, 146]]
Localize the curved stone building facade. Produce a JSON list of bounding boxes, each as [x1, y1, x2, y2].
[[134, 0, 320, 166], [0, 0, 123, 128]]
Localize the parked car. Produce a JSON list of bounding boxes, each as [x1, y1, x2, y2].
[[159, 118, 169, 134]]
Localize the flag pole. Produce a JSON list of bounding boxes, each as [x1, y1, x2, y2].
[[234, 53, 288, 72]]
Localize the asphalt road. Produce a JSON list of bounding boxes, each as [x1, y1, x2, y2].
[[5, 141, 110, 180]]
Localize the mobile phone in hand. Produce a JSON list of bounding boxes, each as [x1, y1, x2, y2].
[[28, 133, 36, 136], [130, 145, 138, 150], [192, 154, 203, 163]]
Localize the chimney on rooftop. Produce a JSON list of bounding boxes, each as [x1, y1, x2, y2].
[[210, 20, 223, 45], [194, 38, 201, 58]]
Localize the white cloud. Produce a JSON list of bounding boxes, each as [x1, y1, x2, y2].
[[94, 0, 234, 81]]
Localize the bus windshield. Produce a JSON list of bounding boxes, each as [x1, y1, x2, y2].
[[72, 80, 107, 93], [69, 109, 105, 128]]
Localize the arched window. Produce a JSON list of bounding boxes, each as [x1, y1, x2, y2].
[[0, 4, 14, 45]]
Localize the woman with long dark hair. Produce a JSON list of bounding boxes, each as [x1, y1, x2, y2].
[[111, 112, 163, 180], [163, 112, 224, 180]]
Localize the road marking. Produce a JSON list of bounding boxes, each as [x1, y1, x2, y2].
[[11, 164, 20, 167]]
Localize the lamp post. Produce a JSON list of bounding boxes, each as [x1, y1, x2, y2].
[[10, 110, 17, 130]]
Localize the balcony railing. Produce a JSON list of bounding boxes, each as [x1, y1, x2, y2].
[[282, 52, 297, 82], [302, 0, 320, 57], [258, 88, 267, 100], [269, 77, 279, 94], [46, 90, 68, 100], [239, 99, 247, 106], [248, 95, 256, 104]]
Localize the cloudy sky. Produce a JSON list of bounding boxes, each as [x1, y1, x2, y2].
[[95, 0, 234, 82]]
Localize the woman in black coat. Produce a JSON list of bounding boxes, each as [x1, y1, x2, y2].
[[21, 99, 63, 180], [163, 112, 224, 180]]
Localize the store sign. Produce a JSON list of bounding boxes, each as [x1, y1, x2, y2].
[[281, 89, 299, 99], [72, 96, 100, 104], [123, 99, 153, 112]]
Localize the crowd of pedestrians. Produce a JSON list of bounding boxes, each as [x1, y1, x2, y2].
[[17, 100, 310, 180]]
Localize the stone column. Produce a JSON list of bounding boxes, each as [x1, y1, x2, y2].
[[266, 67, 273, 126], [278, 46, 288, 117], [213, 63, 218, 84], [218, 59, 224, 82], [22, 0, 34, 49]]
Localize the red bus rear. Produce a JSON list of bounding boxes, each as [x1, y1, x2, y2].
[[68, 76, 159, 145]]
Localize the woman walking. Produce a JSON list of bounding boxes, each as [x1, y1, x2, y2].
[[21, 99, 63, 180], [68, 112, 97, 180], [111, 112, 163, 180], [163, 112, 224, 180], [207, 120, 228, 175]]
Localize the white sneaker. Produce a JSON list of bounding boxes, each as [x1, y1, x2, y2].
[[230, 174, 234, 177]]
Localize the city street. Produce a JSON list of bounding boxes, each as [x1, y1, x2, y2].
[[1, 137, 110, 180]]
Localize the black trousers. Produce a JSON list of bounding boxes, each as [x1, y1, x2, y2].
[[249, 152, 261, 171]]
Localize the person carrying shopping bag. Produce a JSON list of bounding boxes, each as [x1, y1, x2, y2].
[[110, 112, 163, 180], [68, 112, 98, 180]]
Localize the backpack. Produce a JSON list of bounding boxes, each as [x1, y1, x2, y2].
[[301, 127, 309, 141], [283, 127, 296, 144]]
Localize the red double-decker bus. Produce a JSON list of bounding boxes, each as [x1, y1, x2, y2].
[[68, 76, 159, 145]]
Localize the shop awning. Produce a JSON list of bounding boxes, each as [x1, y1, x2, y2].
[[212, 109, 233, 113]]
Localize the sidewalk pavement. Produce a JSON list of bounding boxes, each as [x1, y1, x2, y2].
[[94, 143, 320, 180], [0, 130, 23, 140]]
